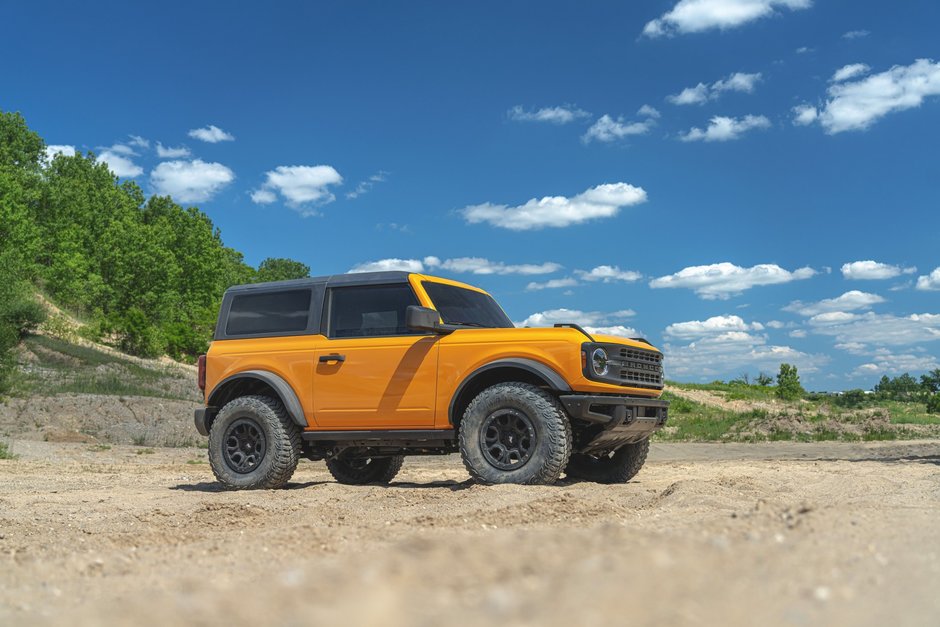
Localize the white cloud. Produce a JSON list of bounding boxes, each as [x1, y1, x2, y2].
[[150, 159, 235, 203], [526, 278, 579, 291], [516, 308, 638, 337], [808, 311, 940, 346], [188, 124, 235, 143], [831, 63, 870, 82], [462, 182, 647, 230], [508, 105, 590, 124], [916, 267, 940, 291], [348, 258, 425, 274], [155, 142, 191, 158], [766, 320, 786, 329], [637, 104, 661, 118], [642, 0, 812, 38], [346, 170, 388, 199], [650, 262, 815, 299], [43, 144, 76, 162], [98, 149, 143, 178], [582, 114, 655, 143], [784, 290, 885, 316], [575, 265, 642, 283], [433, 257, 562, 275], [128, 135, 149, 149], [841, 260, 916, 280], [791, 104, 819, 126], [806, 59, 940, 133], [668, 72, 762, 105], [348, 256, 561, 276], [679, 114, 771, 142], [795, 46, 813, 54], [664, 331, 826, 378], [252, 165, 343, 214], [842, 29, 870, 40], [852, 350, 939, 377], [664, 315, 762, 340]]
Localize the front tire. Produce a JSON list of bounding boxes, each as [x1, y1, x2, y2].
[[208, 395, 301, 490], [325, 455, 404, 485], [564, 438, 650, 484], [459, 382, 571, 485]]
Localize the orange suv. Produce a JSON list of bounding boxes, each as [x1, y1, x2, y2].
[[195, 271, 668, 488]]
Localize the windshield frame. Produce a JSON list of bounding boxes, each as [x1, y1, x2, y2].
[[421, 281, 514, 329]]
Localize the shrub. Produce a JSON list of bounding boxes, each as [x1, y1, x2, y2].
[[833, 389, 871, 409], [927, 393, 940, 415], [775, 363, 805, 401]]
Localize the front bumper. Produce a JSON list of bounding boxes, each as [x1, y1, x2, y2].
[[559, 394, 669, 454]]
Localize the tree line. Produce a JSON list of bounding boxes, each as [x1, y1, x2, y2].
[[1, 111, 310, 391]]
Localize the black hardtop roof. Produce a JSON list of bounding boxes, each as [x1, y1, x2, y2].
[[223, 271, 412, 295]]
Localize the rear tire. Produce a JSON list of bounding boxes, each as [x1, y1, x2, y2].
[[564, 438, 650, 484], [208, 395, 301, 490], [459, 382, 571, 485], [325, 455, 404, 485]]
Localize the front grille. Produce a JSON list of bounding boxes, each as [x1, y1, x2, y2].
[[614, 347, 663, 388]]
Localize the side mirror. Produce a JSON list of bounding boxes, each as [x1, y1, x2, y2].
[[405, 306, 451, 334]]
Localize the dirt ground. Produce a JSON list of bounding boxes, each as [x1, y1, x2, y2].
[[1, 440, 938, 627]]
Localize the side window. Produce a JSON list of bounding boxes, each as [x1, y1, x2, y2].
[[328, 284, 421, 338], [225, 289, 312, 336]]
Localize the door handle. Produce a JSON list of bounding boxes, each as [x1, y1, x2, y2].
[[319, 354, 346, 363]]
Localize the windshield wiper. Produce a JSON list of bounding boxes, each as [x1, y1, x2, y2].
[[448, 321, 488, 328]]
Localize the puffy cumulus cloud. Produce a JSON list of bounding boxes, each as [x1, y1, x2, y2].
[[831, 63, 870, 82], [348, 256, 561, 276], [679, 114, 771, 142], [582, 114, 655, 143], [805, 59, 940, 133], [43, 144, 76, 162], [515, 308, 638, 337], [97, 147, 143, 178], [916, 267, 940, 291], [842, 29, 870, 39], [852, 350, 939, 377], [807, 311, 940, 346], [783, 290, 885, 316], [575, 265, 642, 283], [462, 182, 647, 231], [150, 159, 235, 203], [348, 258, 426, 274], [668, 72, 762, 105], [346, 171, 388, 199], [792, 104, 819, 125], [664, 315, 762, 340], [507, 105, 591, 124], [637, 104, 661, 119], [525, 278, 579, 291], [187, 124, 235, 143], [841, 260, 917, 280], [128, 135, 149, 149], [663, 332, 827, 379], [251, 165, 343, 215], [642, 0, 811, 38], [155, 142, 191, 158], [649, 262, 816, 299]]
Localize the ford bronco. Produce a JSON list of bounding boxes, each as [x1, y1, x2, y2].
[[195, 271, 668, 488]]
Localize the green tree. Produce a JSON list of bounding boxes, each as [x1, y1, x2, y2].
[[755, 372, 773, 387], [775, 363, 805, 401], [255, 257, 310, 283], [920, 369, 940, 394], [927, 393, 940, 414]]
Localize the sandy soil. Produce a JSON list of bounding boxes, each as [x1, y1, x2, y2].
[[1, 440, 938, 627]]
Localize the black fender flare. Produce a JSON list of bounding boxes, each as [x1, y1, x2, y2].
[[207, 370, 308, 428], [448, 358, 572, 425]]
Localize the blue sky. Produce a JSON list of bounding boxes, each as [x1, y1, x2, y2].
[[4, 0, 939, 389]]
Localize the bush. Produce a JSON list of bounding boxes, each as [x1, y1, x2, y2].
[[775, 363, 805, 401], [833, 389, 871, 409], [927, 394, 940, 415], [2, 298, 46, 338], [116, 308, 165, 358]]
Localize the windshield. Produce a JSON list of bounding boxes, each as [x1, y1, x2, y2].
[[422, 281, 514, 329]]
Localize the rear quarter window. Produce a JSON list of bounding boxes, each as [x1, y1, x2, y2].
[[225, 289, 312, 336]]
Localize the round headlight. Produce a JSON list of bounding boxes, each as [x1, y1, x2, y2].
[[591, 347, 609, 377]]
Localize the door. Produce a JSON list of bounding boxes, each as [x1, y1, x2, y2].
[[313, 283, 439, 429]]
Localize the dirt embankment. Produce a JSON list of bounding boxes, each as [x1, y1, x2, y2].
[[1, 440, 938, 627]]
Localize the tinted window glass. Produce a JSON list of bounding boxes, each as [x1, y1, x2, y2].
[[225, 289, 311, 336], [422, 282, 514, 328], [329, 285, 421, 338]]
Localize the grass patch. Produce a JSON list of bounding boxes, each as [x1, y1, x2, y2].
[[186, 459, 205, 465], [0, 441, 17, 460], [136, 448, 155, 455], [87, 444, 111, 452]]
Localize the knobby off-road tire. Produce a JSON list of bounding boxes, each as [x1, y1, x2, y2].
[[325, 456, 404, 485], [208, 395, 301, 490], [564, 438, 650, 484], [459, 382, 572, 485]]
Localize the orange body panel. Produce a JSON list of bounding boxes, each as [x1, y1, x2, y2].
[[204, 274, 663, 432]]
